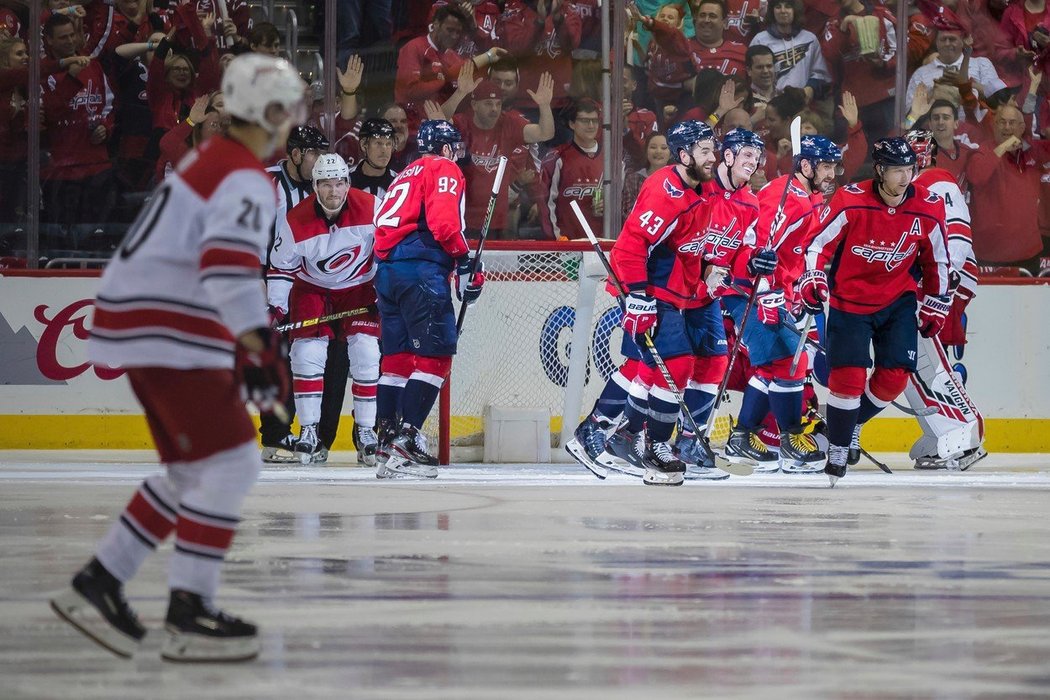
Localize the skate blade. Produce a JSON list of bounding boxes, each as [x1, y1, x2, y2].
[[375, 457, 438, 479], [50, 589, 140, 659], [827, 474, 839, 488], [780, 460, 826, 474], [594, 454, 644, 477], [713, 454, 755, 477], [261, 451, 299, 464], [358, 452, 377, 467], [642, 469, 684, 486], [684, 467, 731, 481], [161, 629, 260, 663], [295, 451, 315, 466], [565, 441, 608, 480]]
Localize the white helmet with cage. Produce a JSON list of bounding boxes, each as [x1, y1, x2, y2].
[[312, 153, 349, 183], [222, 54, 308, 134]]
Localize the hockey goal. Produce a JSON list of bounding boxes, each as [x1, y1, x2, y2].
[[424, 241, 737, 464]]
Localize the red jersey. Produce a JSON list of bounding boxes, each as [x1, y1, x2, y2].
[[820, 5, 897, 107], [453, 111, 529, 231], [724, 0, 765, 44], [970, 141, 1050, 263], [697, 173, 759, 305], [933, 133, 997, 196], [394, 35, 466, 117], [806, 180, 950, 314], [428, 0, 501, 55], [41, 60, 115, 180], [539, 141, 603, 240], [611, 165, 709, 309], [500, 0, 583, 108], [647, 21, 697, 100], [758, 174, 824, 306], [373, 154, 469, 268], [650, 23, 748, 77]]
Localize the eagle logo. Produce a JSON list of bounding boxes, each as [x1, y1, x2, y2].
[[663, 178, 684, 199]]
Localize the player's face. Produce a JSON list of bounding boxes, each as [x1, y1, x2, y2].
[[571, 111, 600, 143], [433, 17, 464, 51], [688, 139, 717, 182], [878, 164, 914, 195], [929, 107, 957, 139], [936, 31, 964, 64], [473, 97, 502, 129], [729, 145, 762, 184], [364, 136, 393, 168], [646, 135, 670, 169], [814, 161, 838, 190], [47, 23, 78, 59], [316, 178, 349, 210], [748, 54, 775, 90], [692, 3, 726, 44]]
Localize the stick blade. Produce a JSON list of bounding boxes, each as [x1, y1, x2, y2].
[[790, 116, 802, 156]]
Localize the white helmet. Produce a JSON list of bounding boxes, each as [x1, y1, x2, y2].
[[222, 54, 307, 134], [312, 153, 349, 183]]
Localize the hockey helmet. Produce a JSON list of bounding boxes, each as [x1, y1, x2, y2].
[[287, 125, 329, 152], [222, 54, 308, 134], [360, 118, 395, 141], [312, 153, 350, 183], [721, 127, 765, 155], [666, 120, 716, 164], [417, 119, 465, 160], [904, 129, 937, 169], [797, 135, 842, 164], [872, 137, 917, 168]]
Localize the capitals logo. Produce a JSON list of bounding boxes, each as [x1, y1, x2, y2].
[[850, 219, 922, 271], [698, 217, 741, 260], [663, 178, 684, 199]]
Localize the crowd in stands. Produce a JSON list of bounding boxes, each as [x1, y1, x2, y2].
[[3, 0, 1050, 274]]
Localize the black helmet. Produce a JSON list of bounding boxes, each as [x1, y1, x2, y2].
[[871, 137, 917, 168], [360, 118, 395, 140], [286, 125, 329, 152]]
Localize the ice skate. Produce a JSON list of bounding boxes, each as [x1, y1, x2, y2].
[[825, 445, 849, 487], [723, 426, 780, 473], [594, 424, 645, 477], [313, 446, 329, 464], [847, 424, 862, 466], [261, 433, 298, 464], [779, 430, 827, 474], [915, 446, 987, 471], [564, 414, 611, 479], [676, 434, 729, 480], [50, 558, 146, 659], [376, 425, 439, 479], [354, 425, 379, 467], [641, 439, 686, 486], [160, 590, 259, 663], [294, 424, 323, 465]]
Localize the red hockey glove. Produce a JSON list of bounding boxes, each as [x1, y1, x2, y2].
[[621, 292, 657, 337], [798, 269, 829, 315], [917, 294, 951, 338], [455, 255, 486, 306], [267, 305, 287, 329], [235, 328, 290, 418], [756, 290, 784, 326]]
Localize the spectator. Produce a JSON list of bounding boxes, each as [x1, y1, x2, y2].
[[40, 13, 116, 227], [155, 91, 224, 182], [337, 0, 393, 65], [247, 22, 280, 57], [426, 0, 501, 57], [631, 3, 696, 123], [910, 94, 995, 189], [146, 7, 221, 133], [820, 0, 897, 145], [0, 5, 23, 40], [905, 25, 1007, 119], [745, 43, 777, 117], [621, 132, 670, 221], [750, 0, 831, 102], [540, 97, 604, 239], [0, 35, 27, 222], [622, 65, 659, 169], [450, 70, 555, 238], [707, 0, 763, 44], [970, 103, 1050, 274], [110, 31, 169, 194], [758, 90, 804, 180], [349, 118, 400, 199], [687, 0, 747, 77], [380, 102, 418, 171], [500, 0, 583, 111]]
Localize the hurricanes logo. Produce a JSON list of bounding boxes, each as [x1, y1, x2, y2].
[[319, 245, 368, 275], [851, 220, 922, 271]]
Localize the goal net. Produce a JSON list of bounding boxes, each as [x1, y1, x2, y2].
[[423, 241, 737, 463]]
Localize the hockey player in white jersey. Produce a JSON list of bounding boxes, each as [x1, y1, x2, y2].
[[267, 153, 382, 465], [51, 54, 307, 662], [901, 129, 985, 471]]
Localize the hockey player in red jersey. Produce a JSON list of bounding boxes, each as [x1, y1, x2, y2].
[[721, 135, 842, 474], [901, 129, 985, 471], [267, 154, 381, 467], [372, 120, 484, 478], [51, 54, 307, 662], [801, 137, 950, 486], [577, 120, 718, 486]]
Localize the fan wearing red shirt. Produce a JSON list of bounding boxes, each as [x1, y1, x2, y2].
[[801, 138, 950, 485], [499, 0, 583, 110], [540, 98, 603, 239]]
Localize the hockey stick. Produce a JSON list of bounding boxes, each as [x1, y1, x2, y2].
[[274, 307, 370, 333], [704, 117, 803, 437], [569, 201, 749, 476], [789, 313, 813, 375], [809, 406, 892, 474], [456, 155, 508, 335]]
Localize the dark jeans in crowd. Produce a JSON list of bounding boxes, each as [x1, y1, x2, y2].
[[42, 169, 117, 228], [0, 160, 27, 223], [337, 0, 392, 66]]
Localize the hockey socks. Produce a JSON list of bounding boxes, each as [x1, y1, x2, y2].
[[736, 376, 771, 430], [96, 474, 179, 583], [623, 378, 650, 434], [377, 352, 413, 425], [768, 378, 804, 432], [592, 367, 633, 422], [682, 386, 717, 433], [826, 396, 861, 449], [647, 386, 680, 443], [290, 338, 327, 426], [399, 356, 452, 429]]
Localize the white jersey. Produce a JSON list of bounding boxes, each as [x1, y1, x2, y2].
[[266, 190, 379, 311], [89, 136, 274, 370], [914, 168, 978, 297], [264, 160, 313, 263]]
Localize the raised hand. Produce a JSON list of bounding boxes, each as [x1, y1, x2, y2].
[[527, 71, 554, 107], [423, 99, 446, 121], [457, 58, 482, 94], [909, 82, 930, 120], [716, 79, 744, 117], [189, 94, 210, 124], [838, 90, 859, 129], [337, 55, 364, 94]]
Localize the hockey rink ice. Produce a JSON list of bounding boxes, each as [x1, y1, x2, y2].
[[2, 451, 1050, 699]]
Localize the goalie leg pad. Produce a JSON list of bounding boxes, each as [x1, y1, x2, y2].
[[905, 335, 984, 459]]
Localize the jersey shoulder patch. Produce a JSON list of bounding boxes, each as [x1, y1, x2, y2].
[[663, 177, 685, 199], [843, 183, 864, 195]]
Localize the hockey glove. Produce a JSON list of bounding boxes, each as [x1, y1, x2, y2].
[[918, 294, 951, 338], [235, 328, 290, 418], [798, 269, 829, 315], [621, 292, 657, 337], [455, 255, 486, 306], [747, 248, 778, 277], [267, 305, 287, 329], [756, 290, 784, 326], [703, 265, 730, 297]]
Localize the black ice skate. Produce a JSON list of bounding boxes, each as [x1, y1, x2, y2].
[[354, 424, 379, 466], [825, 444, 849, 488], [847, 424, 862, 466], [723, 427, 780, 473], [294, 424, 323, 465], [676, 433, 730, 481], [160, 589, 259, 663], [377, 425, 439, 479], [779, 429, 827, 474], [50, 558, 145, 658], [641, 439, 686, 486], [565, 414, 612, 479], [594, 424, 645, 477], [261, 433, 299, 464]]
